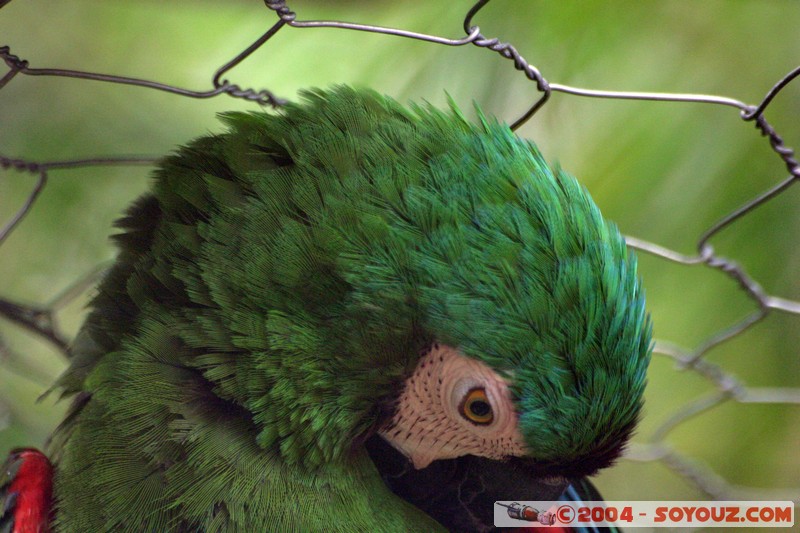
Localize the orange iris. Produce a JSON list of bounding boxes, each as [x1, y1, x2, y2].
[[460, 387, 494, 425]]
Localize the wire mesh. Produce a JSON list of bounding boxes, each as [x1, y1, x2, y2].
[[1, 0, 798, 507]]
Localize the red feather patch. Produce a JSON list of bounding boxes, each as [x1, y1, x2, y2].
[[1, 448, 53, 533]]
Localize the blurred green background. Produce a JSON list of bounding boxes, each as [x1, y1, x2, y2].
[[1, 0, 798, 506]]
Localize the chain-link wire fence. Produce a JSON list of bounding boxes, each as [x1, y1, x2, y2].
[[1, 0, 798, 509]]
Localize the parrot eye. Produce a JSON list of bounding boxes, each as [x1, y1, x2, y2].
[[379, 345, 526, 469], [459, 387, 494, 425]]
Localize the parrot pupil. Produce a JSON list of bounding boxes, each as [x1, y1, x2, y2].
[[469, 400, 491, 417]]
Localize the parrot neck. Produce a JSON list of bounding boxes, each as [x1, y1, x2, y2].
[[52, 380, 445, 530]]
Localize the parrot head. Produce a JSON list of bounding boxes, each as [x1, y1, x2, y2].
[[363, 151, 652, 479], [240, 92, 651, 454], [207, 87, 652, 505]]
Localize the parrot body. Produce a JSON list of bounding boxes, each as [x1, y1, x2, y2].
[[2, 87, 650, 531]]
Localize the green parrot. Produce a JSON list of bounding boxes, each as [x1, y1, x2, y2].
[[1, 86, 651, 532]]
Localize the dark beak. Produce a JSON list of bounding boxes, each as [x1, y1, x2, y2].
[[366, 434, 571, 532]]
